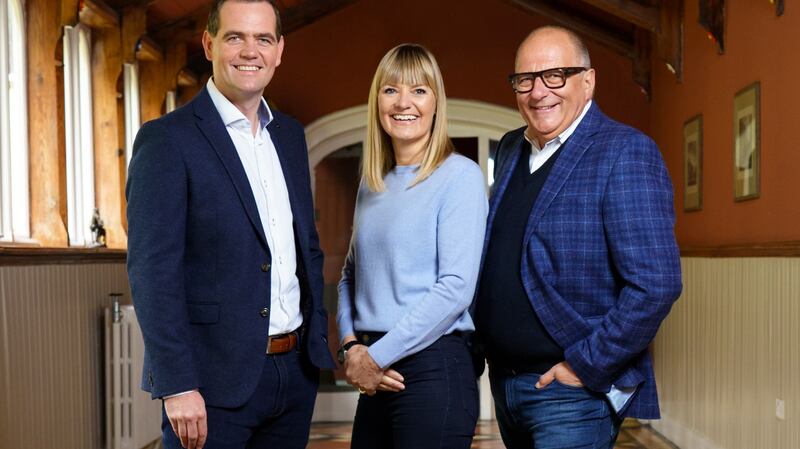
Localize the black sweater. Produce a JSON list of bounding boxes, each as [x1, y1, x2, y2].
[[475, 140, 565, 374]]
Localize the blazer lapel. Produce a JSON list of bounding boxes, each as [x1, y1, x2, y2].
[[522, 103, 601, 246], [266, 117, 301, 221], [193, 88, 269, 249]]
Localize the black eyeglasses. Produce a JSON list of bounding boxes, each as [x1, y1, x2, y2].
[[508, 67, 588, 93]]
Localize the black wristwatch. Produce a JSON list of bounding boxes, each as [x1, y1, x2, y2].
[[337, 340, 361, 364]]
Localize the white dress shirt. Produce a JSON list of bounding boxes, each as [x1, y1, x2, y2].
[[527, 100, 592, 173], [207, 78, 303, 337]]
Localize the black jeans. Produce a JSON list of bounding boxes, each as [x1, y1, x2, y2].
[[351, 334, 479, 449]]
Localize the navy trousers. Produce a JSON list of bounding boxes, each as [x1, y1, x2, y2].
[[161, 347, 319, 449], [351, 334, 479, 449], [489, 369, 622, 449]]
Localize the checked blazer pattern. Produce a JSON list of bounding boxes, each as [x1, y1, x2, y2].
[[479, 102, 682, 419]]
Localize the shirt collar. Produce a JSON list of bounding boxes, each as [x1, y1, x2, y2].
[[525, 100, 592, 152], [206, 77, 273, 130]]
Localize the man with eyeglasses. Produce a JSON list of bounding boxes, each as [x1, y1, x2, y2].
[[472, 26, 682, 448]]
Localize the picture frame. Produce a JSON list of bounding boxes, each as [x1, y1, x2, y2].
[[733, 82, 760, 201], [683, 115, 702, 211]]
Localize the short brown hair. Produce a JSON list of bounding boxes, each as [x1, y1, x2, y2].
[[207, 0, 282, 39]]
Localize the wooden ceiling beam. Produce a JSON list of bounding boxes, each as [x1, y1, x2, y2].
[[79, 0, 120, 29], [177, 68, 199, 87], [579, 0, 659, 32], [151, 5, 210, 43], [280, 0, 357, 34], [656, 0, 683, 82], [505, 0, 634, 59], [633, 28, 651, 98], [136, 35, 163, 62], [122, 5, 147, 63]]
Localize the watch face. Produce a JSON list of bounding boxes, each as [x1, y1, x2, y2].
[[337, 347, 346, 364]]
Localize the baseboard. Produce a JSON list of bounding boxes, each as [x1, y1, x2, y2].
[[648, 414, 722, 449]]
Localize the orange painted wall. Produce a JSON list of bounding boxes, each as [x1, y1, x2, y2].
[[265, 0, 649, 133], [650, 1, 800, 246]]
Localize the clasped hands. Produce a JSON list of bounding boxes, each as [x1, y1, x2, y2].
[[343, 344, 405, 395]]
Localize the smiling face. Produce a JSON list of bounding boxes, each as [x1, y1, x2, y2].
[[378, 81, 436, 159], [515, 29, 595, 146], [202, 1, 284, 108]]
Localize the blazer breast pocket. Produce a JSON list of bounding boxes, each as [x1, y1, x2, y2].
[[187, 302, 220, 324]]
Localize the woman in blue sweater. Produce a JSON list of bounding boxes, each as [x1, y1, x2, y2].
[[337, 43, 488, 449]]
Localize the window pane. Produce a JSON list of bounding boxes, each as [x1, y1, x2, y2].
[[1, 0, 31, 242]]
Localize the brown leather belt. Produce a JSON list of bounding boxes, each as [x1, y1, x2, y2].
[[266, 332, 298, 354]]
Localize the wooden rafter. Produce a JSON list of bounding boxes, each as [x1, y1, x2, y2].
[[505, 0, 634, 59], [633, 28, 652, 97], [151, 6, 210, 43], [79, 0, 120, 29], [177, 68, 199, 87], [580, 0, 659, 32], [136, 35, 163, 62], [657, 0, 683, 81], [280, 0, 357, 34]]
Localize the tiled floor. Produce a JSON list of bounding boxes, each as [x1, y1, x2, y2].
[[307, 419, 679, 449]]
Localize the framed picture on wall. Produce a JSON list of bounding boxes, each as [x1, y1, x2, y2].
[[733, 82, 760, 201], [683, 115, 703, 211]]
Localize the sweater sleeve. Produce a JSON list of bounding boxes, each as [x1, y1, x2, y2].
[[367, 162, 488, 368]]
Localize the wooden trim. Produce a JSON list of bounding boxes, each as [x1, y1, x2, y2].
[[79, 0, 119, 29], [122, 6, 147, 63], [505, 0, 635, 59], [0, 246, 127, 265], [681, 241, 800, 258], [92, 26, 127, 249], [28, 0, 70, 246], [136, 35, 163, 62], [580, 0, 659, 32], [177, 68, 199, 87], [656, 0, 683, 82]]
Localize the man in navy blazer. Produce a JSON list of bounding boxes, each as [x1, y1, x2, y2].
[[126, 1, 334, 448], [473, 26, 682, 448]]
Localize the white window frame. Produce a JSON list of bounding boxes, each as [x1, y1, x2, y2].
[[63, 24, 96, 246], [0, 0, 31, 243], [123, 62, 141, 169]]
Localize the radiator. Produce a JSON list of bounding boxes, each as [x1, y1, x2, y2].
[[105, 304, 162, 449]]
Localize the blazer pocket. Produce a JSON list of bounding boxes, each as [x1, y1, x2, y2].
[[186, 302, 220, 324]]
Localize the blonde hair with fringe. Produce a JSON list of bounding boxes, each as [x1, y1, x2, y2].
[[363, 43, 454, 192]]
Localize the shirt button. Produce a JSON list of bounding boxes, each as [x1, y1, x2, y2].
[[260, 308, 269, 318], [261, 263, 271, 272]]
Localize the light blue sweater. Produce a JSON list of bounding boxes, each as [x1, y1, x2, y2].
[[337, 154, 488, 368]]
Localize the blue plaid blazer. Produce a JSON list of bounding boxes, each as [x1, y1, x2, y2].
[[480, 102, 682, 419]]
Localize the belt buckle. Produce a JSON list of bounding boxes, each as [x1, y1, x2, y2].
[[267, 334, 284, 354], [266, 332, 296, 354]]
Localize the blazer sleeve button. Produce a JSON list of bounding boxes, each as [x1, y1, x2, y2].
[[261, 263, 271, 272], [260, 308, 269, 318]]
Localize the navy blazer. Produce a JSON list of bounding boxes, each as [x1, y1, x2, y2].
[[127, 87, 335, 408], [479, 103, 682, 419]]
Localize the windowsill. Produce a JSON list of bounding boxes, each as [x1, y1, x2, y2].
[[0, 245, 126, 266]]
